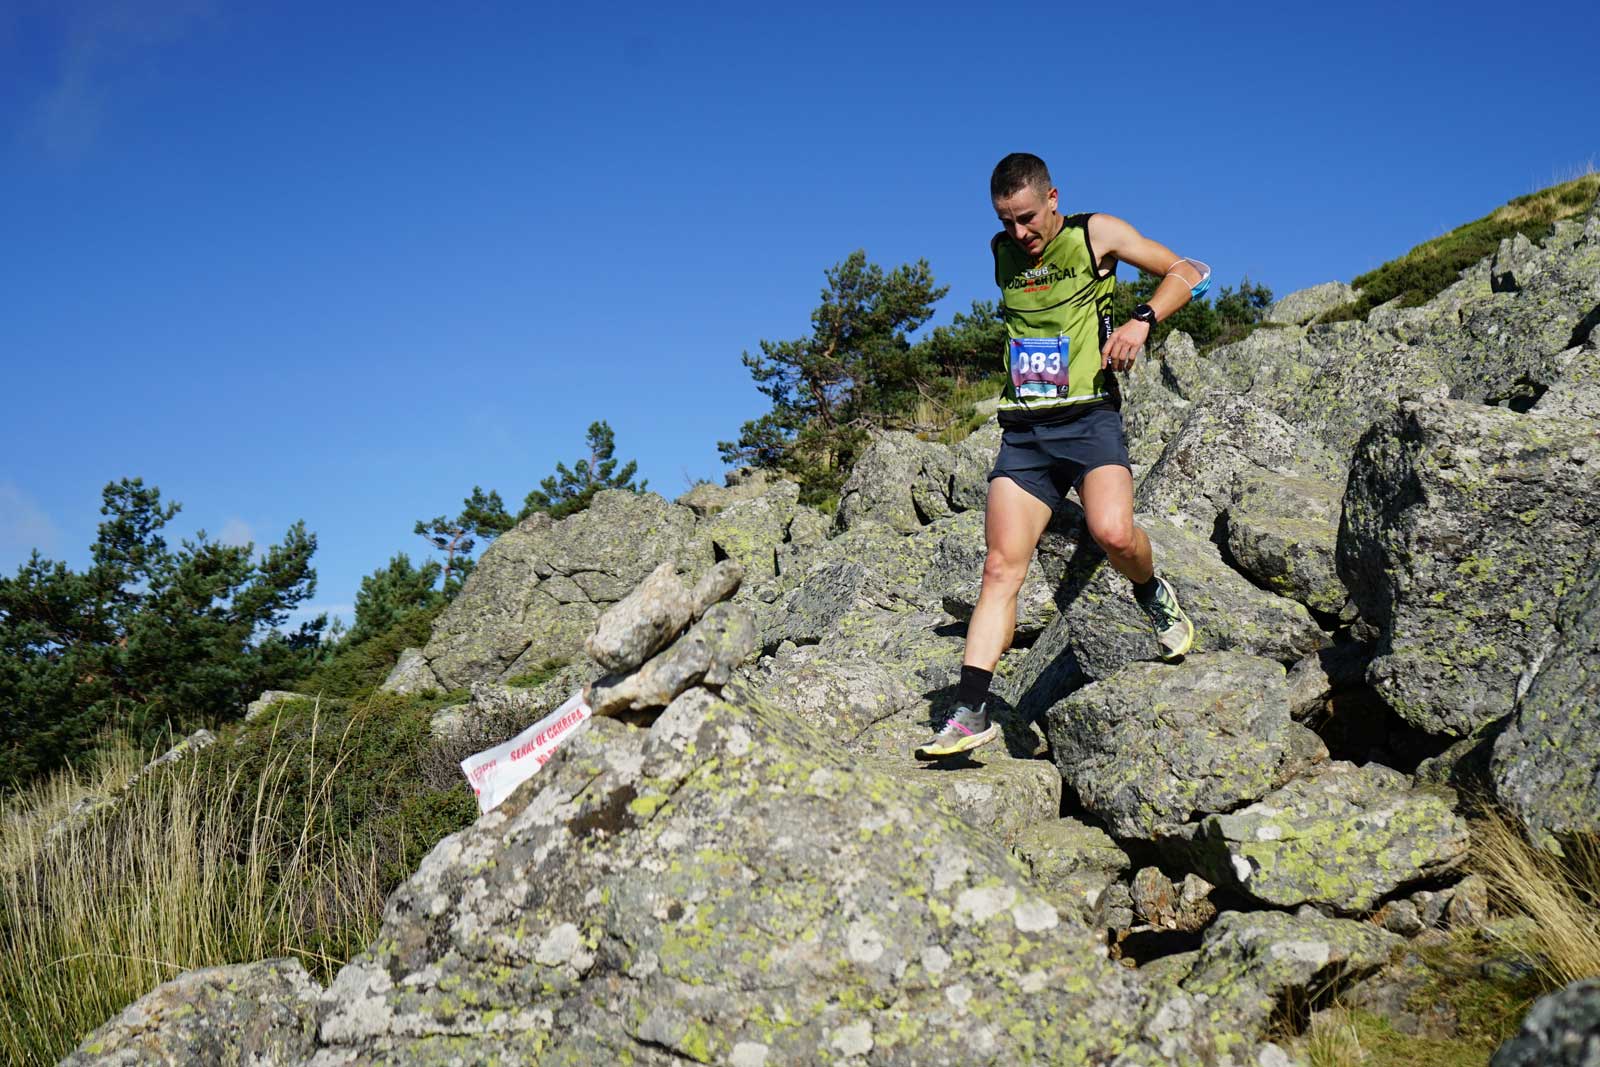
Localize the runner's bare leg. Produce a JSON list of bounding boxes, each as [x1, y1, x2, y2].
[[1078, 464, 1153, 583], [963, 476, 1054, 672]]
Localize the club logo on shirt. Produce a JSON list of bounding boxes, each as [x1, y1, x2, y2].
[[1006, 262, 1078, 294]]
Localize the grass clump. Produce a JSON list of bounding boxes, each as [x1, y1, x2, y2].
[[1472, 812, 1600, 987], [1306, 1005, 1365, 1066], [1300, 932, 1541, 1066], [505, 657, 571, 689], [0, 689, 478, 1065], [1323, 172, 1599, 323]]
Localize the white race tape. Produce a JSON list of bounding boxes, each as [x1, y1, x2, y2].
[[460, 688, 593, 814]]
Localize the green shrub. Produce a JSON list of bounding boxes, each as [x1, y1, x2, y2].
[[295, 603, 446, 700], [1322, 173, 1599, 323], [505, 658, 571, 689], [219, 691, 477, 890]]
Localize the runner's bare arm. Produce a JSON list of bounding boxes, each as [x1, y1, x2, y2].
[[1087, 213, 1206, 371]]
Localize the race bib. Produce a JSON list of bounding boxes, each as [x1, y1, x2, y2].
[[1010, 336, 1069, 399]]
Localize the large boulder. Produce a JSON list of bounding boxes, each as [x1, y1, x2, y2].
[[1491, 978, 1600, 1067], [310, 686, 1197, 1065], [1134, 394, 1345, 536], [62, 958, 321, 1067], [1168, 761, 1470, 913], [1043, 653, 1318, 839], [1491, 555, 1600, 848], [836, 430, 956, 533], [1534, 338, 1600, 420], [701, 479, 803, 580], [1006, 515, 1327, 720], [1339, 398, 1600, 737], [1160, 911, 1400, 1046], [1224, 469, 1349, 617], [1267, 322, 1455, 457], [421, 491, 713, 689], [1010, 818, 1132, 922], [1264, 281, 1357, 325], [378, 647, 441, 695]]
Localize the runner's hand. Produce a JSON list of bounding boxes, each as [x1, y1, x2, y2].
[[1102, 320, 1151, 372]]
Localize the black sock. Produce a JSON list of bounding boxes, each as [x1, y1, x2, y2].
[[1133, 574, 1160, 603], [958, 665, 993, 708]]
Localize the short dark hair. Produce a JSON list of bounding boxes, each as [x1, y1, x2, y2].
[[990, 153, 1052, 201]]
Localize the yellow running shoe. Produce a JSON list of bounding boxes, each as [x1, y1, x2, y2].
[[1140, 575, 1194, 661], [914, 703, 998, 759]]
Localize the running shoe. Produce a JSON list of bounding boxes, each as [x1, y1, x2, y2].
[[1140, 575, 1194, 661], [914, 702, 998, 759]]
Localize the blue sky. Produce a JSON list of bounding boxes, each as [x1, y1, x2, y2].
[[4, 0, 1597, 630]]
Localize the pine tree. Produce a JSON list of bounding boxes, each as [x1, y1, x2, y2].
[[413, 486, 514, 595], [347, 553, 444, 646], [0, 478, 321, 788], [521, 421, 647, 520], [719, 250, 947, 502]]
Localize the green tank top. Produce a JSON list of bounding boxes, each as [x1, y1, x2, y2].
[[993, 212, 1117, 421]]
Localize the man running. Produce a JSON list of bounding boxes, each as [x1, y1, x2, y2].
[[916, 152, 1205, 760]]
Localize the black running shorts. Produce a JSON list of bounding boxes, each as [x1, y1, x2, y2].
[[987, 407, 1132, 512]]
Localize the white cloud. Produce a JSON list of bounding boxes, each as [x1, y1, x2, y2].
[[217, 517, 255, 547], [0, 483, 60, 559], [26, 0, 214, 160]]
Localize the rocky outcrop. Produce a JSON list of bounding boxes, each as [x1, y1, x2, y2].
[[1133, 393, 1345, 535], [1224, 469, 1348, 617], [1169, 762, 1470, 913], [62, 958, 321, 1067], [1491, 554, 1600, 848], [1534, 338, 1600, 419], [1339, 398, 1600, 737], [1491, 978, 1600, 1067], [309, 691, 1180, 1065], [75, 193, 1600, 1066], [1264, 281, 1357, 324], [417, 491, 713, 689], [1044, 653, 1315, 839], [379, 647, 440, 695], [836, 430, 958, 533]]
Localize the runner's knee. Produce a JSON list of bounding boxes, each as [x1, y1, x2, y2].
[[1088, 514, 1136, 558], [981, 547, 1031, 592]]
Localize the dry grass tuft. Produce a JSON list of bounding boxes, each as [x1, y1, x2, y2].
[[0, 704, 390, 1066], [1472, 811, 1600, 987], [1306, 1006, 1367, 1066]]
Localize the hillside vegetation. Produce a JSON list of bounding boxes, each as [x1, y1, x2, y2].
[[1323, 171, 1599, 322]]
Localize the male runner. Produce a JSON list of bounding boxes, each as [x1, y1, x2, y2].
[[916, 152, 1206, 760]]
